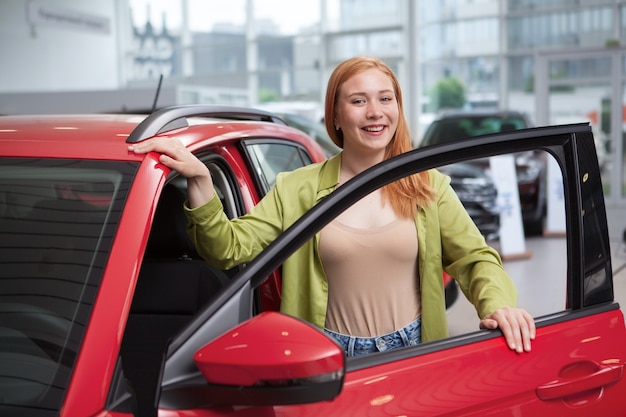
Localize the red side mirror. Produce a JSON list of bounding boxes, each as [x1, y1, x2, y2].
[[194, 311, 344, 388]]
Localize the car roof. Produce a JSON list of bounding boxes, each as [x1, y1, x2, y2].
[[0, 106, 322, 161]]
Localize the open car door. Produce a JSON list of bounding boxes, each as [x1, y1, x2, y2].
[[157, 123, 626, 416]]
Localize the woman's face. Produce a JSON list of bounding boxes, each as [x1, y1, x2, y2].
[[334, 68, 399, 156]]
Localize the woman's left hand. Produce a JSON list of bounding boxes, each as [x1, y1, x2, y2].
[[480, 307, 536, 353]]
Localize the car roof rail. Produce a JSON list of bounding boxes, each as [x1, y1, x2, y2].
[[126, 104, 287, 143]]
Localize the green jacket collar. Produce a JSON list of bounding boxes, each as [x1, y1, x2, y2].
[[315, 152, 342, 202]]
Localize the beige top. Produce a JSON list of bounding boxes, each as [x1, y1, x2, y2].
[[320, 216, 421, 337]]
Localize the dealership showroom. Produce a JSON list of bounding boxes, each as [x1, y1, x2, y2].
[[1, 0, 626, 344]]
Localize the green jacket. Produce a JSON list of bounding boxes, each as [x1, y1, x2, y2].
[[185, 153, 517, 342]]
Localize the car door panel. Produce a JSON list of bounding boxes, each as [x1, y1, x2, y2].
[[268, 306, 625, 417], [163, 306, 625, 417], [159, 124, 626, 417]]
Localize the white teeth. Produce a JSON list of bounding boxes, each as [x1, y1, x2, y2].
[[364, 126, 384, 132]]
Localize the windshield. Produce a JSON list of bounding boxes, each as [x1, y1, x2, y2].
[[422, 115, 528, 146], [0, 158, 137, 415]]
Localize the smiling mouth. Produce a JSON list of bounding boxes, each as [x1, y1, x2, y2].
[[363, 126, 384, 132]]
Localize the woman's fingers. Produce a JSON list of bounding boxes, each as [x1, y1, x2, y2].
[[481, 307, 536, 353], [128, 138, 208, 178]]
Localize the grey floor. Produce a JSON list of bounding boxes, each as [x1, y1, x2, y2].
[[446, 234, 626, 336]]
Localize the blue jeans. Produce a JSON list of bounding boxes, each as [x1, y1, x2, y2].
[[324, 317, 422, 357]]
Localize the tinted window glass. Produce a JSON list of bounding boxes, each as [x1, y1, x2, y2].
[[245, 141, 313, 192], [0, 158, 136, 415], [423, 116, 528, 146]]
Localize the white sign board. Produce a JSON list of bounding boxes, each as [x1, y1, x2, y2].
[[27, 1, 110, 35], [489, 155, 531, 260], [545, 156, 566, 235]]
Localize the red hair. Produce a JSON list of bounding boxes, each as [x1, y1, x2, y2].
[[324, 56, 435, 217]]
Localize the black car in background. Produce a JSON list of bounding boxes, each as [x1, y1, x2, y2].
[[438, 161, 500, 241], [420, 109, 546, 235]]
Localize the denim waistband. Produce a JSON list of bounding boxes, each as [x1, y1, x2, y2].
[[324, 316, 422, 357]]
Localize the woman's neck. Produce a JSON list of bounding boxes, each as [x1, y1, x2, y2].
[[340, 150, 385, 184]]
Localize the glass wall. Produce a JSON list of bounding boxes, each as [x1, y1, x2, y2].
[[126, 0, 408, 121], [417, 0, 499, 111], [510, 0, 616, 12], [128, 0, 329, 104], [508, 6, 613, 51], [125, 0, 626, 214], [535, 48, 626, 209], [127, 0, 622, 115]]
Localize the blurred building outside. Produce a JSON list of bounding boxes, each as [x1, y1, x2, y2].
[[0, 0, 625, 238]]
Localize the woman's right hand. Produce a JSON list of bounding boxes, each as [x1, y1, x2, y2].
[[128, 137, 215, 208]]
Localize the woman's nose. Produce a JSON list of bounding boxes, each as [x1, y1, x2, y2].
[[367, 105, 383, 119]]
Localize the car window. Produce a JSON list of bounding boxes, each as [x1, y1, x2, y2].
[[0, 158, 136, 414], [422, 115, 528, 146], [238, 150, 568, 340], [243, 140, 314, 193], [445, 150, 568, 335]]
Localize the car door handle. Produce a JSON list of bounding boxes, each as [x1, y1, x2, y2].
[[536, 363, 623, 401]]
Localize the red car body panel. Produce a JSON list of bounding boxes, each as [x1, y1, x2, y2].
[[2, 113, 624, 417], [273, 309, 626, 417], [159, 309, 626, 417], [53, 121, 315, 416], [1, 113, 325, 416], [61, 155, 167, 417]]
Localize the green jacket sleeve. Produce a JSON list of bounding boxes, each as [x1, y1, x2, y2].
[[433, 169, 518, 318], [184, 183, 286, 270], [183, 157, 333, 271]]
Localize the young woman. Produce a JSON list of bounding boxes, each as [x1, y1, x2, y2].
[[129, 56, 535, 356]]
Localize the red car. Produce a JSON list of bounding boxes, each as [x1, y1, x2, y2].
[[0, 107, 624, 417]]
